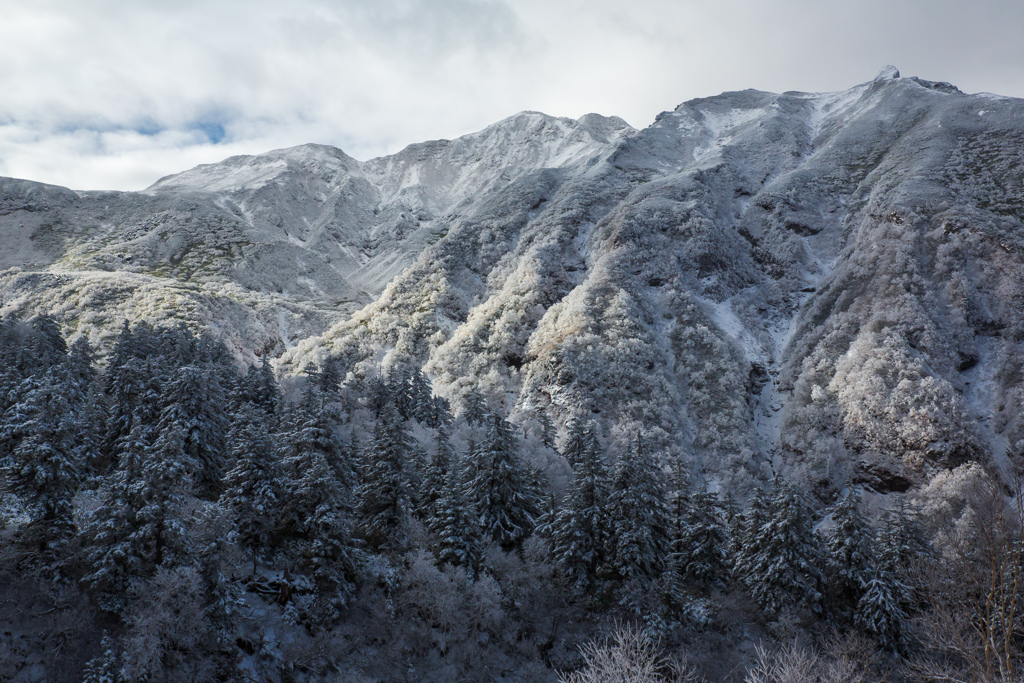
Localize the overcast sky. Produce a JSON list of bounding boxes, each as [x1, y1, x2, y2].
[[2, 0, 1022, 191]]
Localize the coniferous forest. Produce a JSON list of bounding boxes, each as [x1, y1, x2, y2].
[[2, 314, 1022, 682]]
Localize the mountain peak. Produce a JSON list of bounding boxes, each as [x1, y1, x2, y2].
[[875, 64, 901, 81]]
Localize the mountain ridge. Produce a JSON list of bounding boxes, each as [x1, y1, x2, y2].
[[3, 69, 1024, 496]]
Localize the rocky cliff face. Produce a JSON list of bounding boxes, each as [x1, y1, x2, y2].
[[3, 68, 1022, 493]]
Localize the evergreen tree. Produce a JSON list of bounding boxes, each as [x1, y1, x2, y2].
[[673, 488, 729, 589], [550, 421, 609, 589], [239, 360, 281, 416], [315, 356, 345, 395], [824, 489, 874, 615], [284, 386, 352, 489], [357, 401, 415, 546], [434, 464, 483, 574], [28, 314, 68, 370], [537, 410, 557, 451], [83, 419, 191, 607], [221, 406, 284, 575], [732, 487, 769, 583], [408, 368, 434, 424], [466, 414, 540, 551], [462, 390, 488, 426], [605, 437, 669, 582], [420, 425, 455, 524], [297, 453, 359, 609], [2, 371, 83, 548], [153, 364, 229, 495], [81, 634, 122, 683], [742, 478, 824, 614], [855, 520, 911, 652], [426, 395, 453, 430]]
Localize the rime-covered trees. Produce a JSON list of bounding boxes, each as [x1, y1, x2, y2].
[[83, 421, 191, 608], [358, 400, 416, 547], [2, 371, 84, 547], [670, 485, 729, 589], [605, 437, 668, 582], [736, 478, 824, 614], [550, 420, 609, 589], [154, 364, 229, 496], [853, 505, 923, 650], [465, 414, 540, 551], [433, 464, 484, 574], [823, 489, 873, 616], [221, 406, 283, 575]]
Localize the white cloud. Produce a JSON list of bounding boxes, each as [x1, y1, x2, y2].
[[1, 0, 1022, 190]]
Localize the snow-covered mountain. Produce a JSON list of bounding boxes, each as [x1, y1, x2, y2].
[[3, 67, 1023, 494]]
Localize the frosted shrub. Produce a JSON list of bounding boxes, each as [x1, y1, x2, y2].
[[560, 623, 704, 683]]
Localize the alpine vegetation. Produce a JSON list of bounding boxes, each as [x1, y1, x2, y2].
[[3, 67, 1024, 680]]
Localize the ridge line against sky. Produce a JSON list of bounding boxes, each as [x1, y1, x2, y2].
[[1, 0, 1022, 192]]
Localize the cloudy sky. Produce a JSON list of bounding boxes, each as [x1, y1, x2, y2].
[[2, 0, 1022, 191]]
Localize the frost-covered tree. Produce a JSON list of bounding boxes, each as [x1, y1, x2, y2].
[[853, 503, 924, 650], [434, 464, 484, 575], [358, 400, 416, 547], [420, 424, 455, 524], [605, 437, 669, 582], [302, 454, 359, 609], [238, 359, 281, 416], [83, 419, 191, 607], [2, 370, 84, 548], [153, 364, 229, 496], [462, 390, 488, 426], [550, 420, 609, 589], [220, 406, 283, 575], [672, 487, 729, 589], [81, 634, 122, 683], [409, 368, 434, 424], [282, 385, 353, 491], [855, 566, 908, 652], [465, 414, 540, 551], [823, 489, 874, 615], [28, 314, 68, 370], [740, 478, 824, 614]]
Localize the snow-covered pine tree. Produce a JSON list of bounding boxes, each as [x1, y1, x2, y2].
[[239, 359, 282, 417], [434, 463, 484, 575], [550, 420, 609, 589], [824, 489, 874, 616], [466, 414, 540, 551], [392, 367, 414, 420], [153, 363, 229, 496], [81, 634, 122, 683], [28, 314, 67, 371], [731, 487, 768, 584], [420, 424, 455, 525], [221, 405, 284, 575], [537, 410, 557, 451], [462, 390, 488, 426], [426, 394, 453, 429], [2, 370, 83, 549], [83, 417, 192, 608], [285, 384, 353, 490], [357, 400, 416, 547], [855, 518, 912, 651], [129, 422, 192, 569], [674, 488, 729, 589], [742, 477, 824, 614], [315, 356, 345, 395], [302, 453, 359, 611], [605, 436, 669, 582], [409, 368, 434, 424]]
